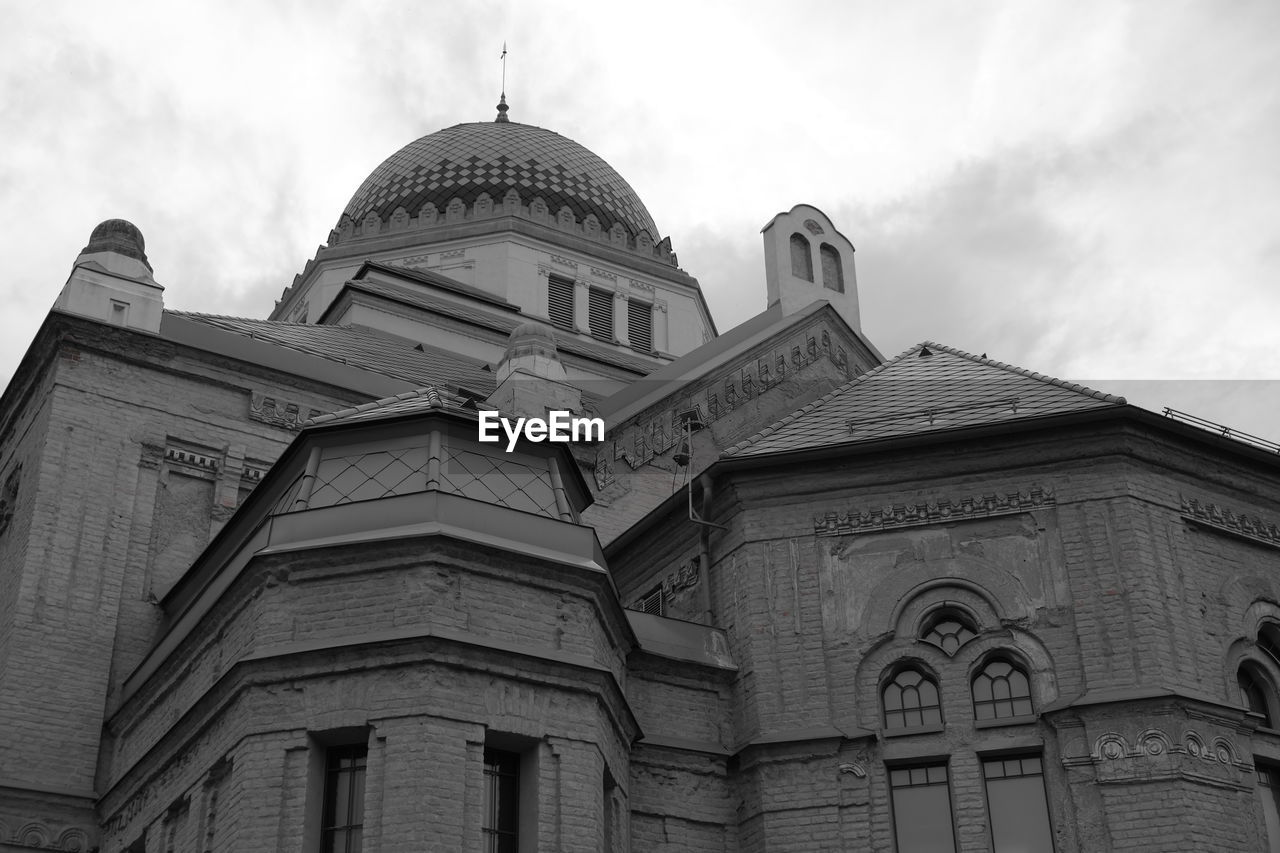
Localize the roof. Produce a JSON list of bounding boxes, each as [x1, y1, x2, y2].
[[171, 312, 496, 395], [359, 259, 518, 311], [724, 342, 1128, 458], [306, 385, 467, 427], [335, 275, 662, 376], [341, 121, 660, 239], [597, 299, 884, 424]]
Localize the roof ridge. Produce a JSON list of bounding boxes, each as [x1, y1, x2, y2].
[[306, 385, 448, 426], [921, 341, 1127, 405], [169, 310, 311, 326], [722, 343, 922, 457]]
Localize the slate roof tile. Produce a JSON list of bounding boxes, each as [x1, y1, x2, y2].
[[724, 342, 1127, 458], [170, 312, 496, 394]]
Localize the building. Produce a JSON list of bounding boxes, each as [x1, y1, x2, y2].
[[2, 98, 1280, 853]]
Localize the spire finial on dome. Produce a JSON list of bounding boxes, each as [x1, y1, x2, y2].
[[496, 43, 511, 123]]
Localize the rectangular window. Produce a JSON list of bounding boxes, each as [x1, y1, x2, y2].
[[588, 287, 614, 342], [983, 755, 1055, 853], [1260, 762, 1280, 852], [484, 749, 521, 853], [322, 746, 367, 853], [548, 275, 574, 331], [889, 764, 956, 853], [627, 299, 653, 353]]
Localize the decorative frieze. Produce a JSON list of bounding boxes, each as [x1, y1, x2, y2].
[[550, 254, 578, 270], [165, 444, 220, 474], [1181, 496, 1280, 550], [814, 488, 1054, 537], [593, 318, 854, 482], [249, 392, 324, 431], [590, 266, 617, 282], [1061, 728, 1250, 773]]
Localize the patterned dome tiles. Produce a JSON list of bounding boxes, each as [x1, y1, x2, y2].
[[342, 122, 659, 239]]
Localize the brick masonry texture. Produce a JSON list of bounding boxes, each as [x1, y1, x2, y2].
[[6, 307, 1280, 853]]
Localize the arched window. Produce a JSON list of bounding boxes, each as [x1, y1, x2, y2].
[[820, 243, 844, 292], [972, 658, 1033, 721], [883, 666, 942, 730], [1240, 664, 1275, 728], [790, 233, 813, 282], [920, 610, 978, 656], [1260, 623, 1280, 667]]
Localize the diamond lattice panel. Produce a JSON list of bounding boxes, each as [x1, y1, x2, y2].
[[342, 122, 659, 238], [438, 450, 558, 518], [308, 447, 430, 508]]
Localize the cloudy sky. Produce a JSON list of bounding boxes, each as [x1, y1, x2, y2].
[[3, 1, 1278, 437]]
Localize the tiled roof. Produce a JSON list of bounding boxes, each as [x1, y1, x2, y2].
[[342, 121, 660, 239], [339, 277, 660, 375], [171, 313, 496, 395], [306, 385, 467, 427], [724, 342, 1127, 458]]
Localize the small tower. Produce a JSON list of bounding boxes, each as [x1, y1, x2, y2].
[[760, 203, 860, 331], [487, 321, 583, 419], [54, 219, 165, 333]]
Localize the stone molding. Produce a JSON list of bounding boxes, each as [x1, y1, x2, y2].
[[1061, 728, 1251, 773], [0, 822, 91, 851], [1181, 496, 1280, 550], [593, 319, 852, 488], [814, 487, 1054, 537], [249, 392, 324, 431]]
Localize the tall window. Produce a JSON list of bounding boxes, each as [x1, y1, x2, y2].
[[483, 749, 521, 853], [588, 287, 614, 342], [820, 243, 844, 292], [1259, 762, 1280, 853], [789, 233, 813, 281], [628, 299, 653, 353], [548, 275, 574, 331], [972, 658, 1034, 721], [883, 666, 942, 730], [889, 764, 957, 853], [983, 755, 1055, 853], [1240, 664, 1275, 727], [322, 746, 367, 853]]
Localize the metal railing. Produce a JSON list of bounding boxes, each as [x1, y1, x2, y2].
[[1162, 408, 1280, 454]]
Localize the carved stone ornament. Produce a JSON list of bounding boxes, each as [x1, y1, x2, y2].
[[1063, 728, 1250, 771], [815, 488, 1055, 536], [249, 392, 324, 431], [1181, 496, 1280, 550]]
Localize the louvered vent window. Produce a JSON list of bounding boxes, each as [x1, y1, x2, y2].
[[588, 287, 614, 342], [628, 300, 653, 353], [548, 275, 575, 331], [636, 584, 665, 616]]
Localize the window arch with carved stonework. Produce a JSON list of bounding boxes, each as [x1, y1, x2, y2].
[[972, 657, 1034, 722], [919, 609, 978, 656], [1240, 663, 1277, 728], [883, 665, 943, 731]]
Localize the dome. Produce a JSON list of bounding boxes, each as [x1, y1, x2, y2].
[[82, 218, 151, 270], [341, 121, 660, 240]]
